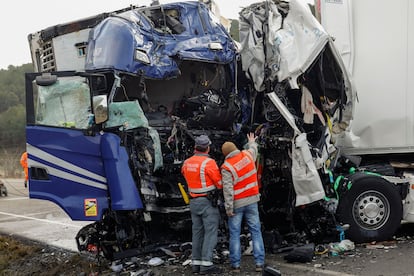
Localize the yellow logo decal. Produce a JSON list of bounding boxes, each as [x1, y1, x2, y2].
[[84, 198, 98, 217]]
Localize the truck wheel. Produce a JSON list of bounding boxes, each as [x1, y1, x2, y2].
[[337, 175, 402, 243]]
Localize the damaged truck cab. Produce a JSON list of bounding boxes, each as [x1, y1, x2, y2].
[[27, 1, 238, 259], [24, 0, 407, 259]]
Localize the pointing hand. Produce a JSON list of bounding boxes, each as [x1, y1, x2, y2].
[[247, 132, 256, 143]]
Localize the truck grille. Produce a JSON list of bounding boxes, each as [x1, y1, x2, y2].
[[41, 41, 56, 72]]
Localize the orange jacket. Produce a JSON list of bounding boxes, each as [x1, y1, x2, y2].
[[221, 150, 259, 200], [20, 151, 28, 180], [181, 153, 222, 197]]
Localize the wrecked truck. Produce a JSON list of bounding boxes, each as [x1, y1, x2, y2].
[[24, 0, 405, 260]]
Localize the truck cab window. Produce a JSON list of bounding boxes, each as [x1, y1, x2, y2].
[[35, 76, 91, 129]]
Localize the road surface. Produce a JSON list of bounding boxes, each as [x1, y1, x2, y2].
[[0, 178, 89, 251]]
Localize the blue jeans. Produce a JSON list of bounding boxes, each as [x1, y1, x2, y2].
[[228, 202, 265, 267], [190, 197, 220, 269]]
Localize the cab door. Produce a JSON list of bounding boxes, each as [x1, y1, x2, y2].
[[25, 72, 142, 221]]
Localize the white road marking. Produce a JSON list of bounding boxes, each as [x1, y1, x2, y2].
[[23, 211, 53, 217], [0, 197, 28, 201], [0, 211, 82, 228]]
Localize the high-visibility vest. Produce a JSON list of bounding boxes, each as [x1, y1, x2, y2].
[[20, 151, 28, 180], [221, 150, 259, 200], [181, 154, 221, 197]]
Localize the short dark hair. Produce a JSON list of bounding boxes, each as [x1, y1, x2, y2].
[[195, 145, 209, 152]]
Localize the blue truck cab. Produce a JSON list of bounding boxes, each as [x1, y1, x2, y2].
[[26, 1, 237, 259]]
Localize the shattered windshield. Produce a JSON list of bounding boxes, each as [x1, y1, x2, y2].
[[35, 76, 91, 129]]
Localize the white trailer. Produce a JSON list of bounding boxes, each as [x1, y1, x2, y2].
[[319, 0, 414, 224]]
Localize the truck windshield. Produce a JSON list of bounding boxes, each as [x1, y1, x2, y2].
[[35, 76, 91, 129]]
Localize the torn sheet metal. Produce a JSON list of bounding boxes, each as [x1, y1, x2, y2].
[[239, 0, 355, 132], [86, 2, 237, 79], [239, 0, 330, 91], [105, 100, 163, 171], [239, 0, 356, 205], [292, 133, 325, 206]]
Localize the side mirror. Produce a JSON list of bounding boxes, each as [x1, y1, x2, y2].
[[93, 95, 108, 124], [89, 75, 107, 92], [35, 73, 57, 86]]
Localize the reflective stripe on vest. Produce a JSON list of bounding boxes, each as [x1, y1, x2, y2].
[[222, 150, 258, 200], [184, 156, 216, 194]]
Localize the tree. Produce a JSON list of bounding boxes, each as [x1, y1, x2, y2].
[[0, 91, 19, 113], [230, 19, 240, 42], [0, 64, 33, 176], [0, 104, 26, 147]]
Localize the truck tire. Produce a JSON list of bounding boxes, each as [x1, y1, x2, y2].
[[337, 175, 402, 243]]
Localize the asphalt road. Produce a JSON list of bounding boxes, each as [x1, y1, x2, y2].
[[1, 178, 414, 275], [0, 178, 89, 251]]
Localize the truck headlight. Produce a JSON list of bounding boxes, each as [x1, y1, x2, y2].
[[134, 49, 150, 64], [208, 42, 223, 51]]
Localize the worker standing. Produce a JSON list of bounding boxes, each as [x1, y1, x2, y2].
[[20, 151, 28, 188], [181, 135, 223, 275], [221, 133, 265, 272]]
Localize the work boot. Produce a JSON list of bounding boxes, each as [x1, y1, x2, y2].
[[192, 265, 200, 274], [255, 264, 264, 272], [262, 265, 281, 276], [24, 180, 27, 188], [231, 265, 241, 273]]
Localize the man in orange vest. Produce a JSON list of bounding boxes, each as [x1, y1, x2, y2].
[[221, 133, 265, 273], [181, 135, 223, 275], [20, 151, 28, 188]]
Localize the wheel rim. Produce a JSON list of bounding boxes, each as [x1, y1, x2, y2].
[[352, 190, 390, 230]]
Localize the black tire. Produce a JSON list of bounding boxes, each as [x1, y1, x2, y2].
[[337, 175, 402, 243]]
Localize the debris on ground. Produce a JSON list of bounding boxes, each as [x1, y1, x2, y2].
[[2, 230, 414, 275], [328, 239, 355, 256], [0, 233, 101, 275], [363, 240, 398, 250], [283, 243, 315, 263]]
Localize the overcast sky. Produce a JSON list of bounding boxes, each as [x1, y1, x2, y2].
[[0, 0, 311, 70]]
